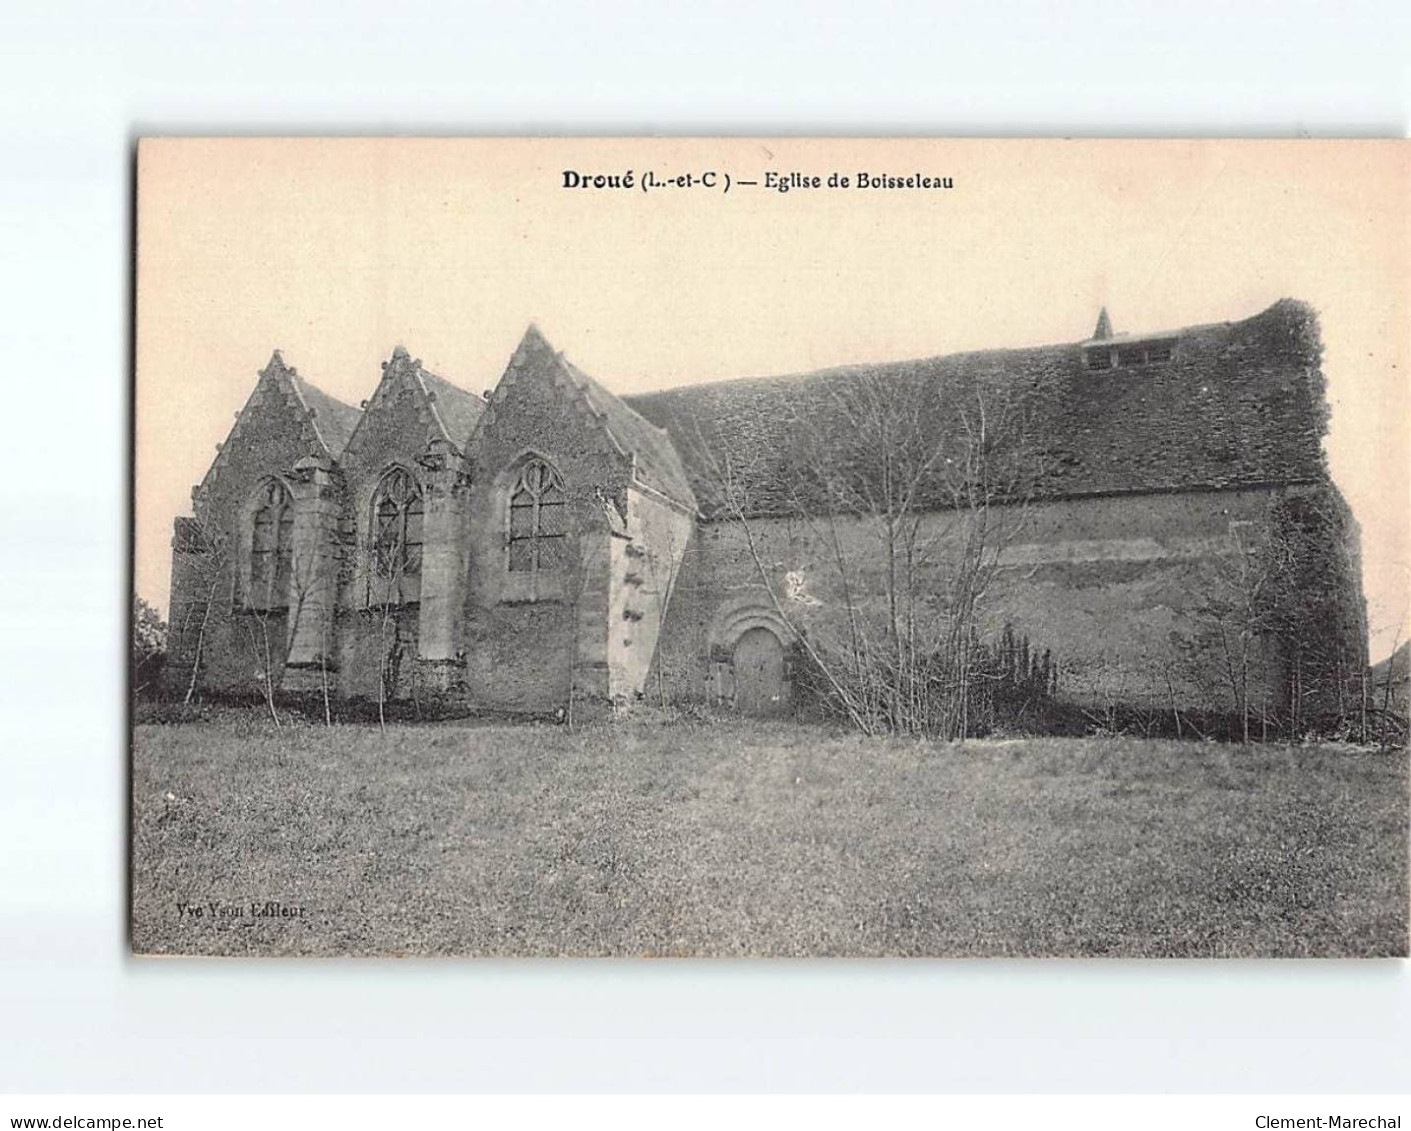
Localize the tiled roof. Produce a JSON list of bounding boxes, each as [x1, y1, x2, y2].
[[416, 366, 486, 451], [560, 357, 696, 509], [623, 299, 1329, 518], [287, 370, 362, 457]]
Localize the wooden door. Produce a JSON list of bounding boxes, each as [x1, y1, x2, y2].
[[732, 627, 789, 716]]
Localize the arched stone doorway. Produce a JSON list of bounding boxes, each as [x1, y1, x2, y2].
[[732, 626, 789, 717]]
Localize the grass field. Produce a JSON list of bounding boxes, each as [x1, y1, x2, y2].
[[130, 715, 1409, 957]]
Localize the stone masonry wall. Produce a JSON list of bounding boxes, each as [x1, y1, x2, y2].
[[460, 330, 636, 714], [164, 363, 338, 698], [651, 484, 1347, 714]]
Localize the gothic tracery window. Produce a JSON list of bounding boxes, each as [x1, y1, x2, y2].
[[249, 478, 294, 608], [508, 459, 567, 574], [372, 467, 424, 580]]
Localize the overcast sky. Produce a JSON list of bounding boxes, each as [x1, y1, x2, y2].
[[136, 138, 1408, 658]]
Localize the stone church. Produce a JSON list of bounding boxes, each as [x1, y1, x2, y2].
[[165, 299, 1365, 722]]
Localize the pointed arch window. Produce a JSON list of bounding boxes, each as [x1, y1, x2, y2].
[[372, 467, 424, 580], [508, 459, 567, 574], [249, 478, 294, 608]]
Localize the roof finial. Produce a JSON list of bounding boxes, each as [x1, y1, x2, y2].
[[1093, 306, 1112, 340]]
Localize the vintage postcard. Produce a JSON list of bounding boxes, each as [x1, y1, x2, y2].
[[131, 138, 1409, 957]]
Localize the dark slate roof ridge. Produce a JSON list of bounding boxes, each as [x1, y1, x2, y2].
[[623, 316, 1236, 399]]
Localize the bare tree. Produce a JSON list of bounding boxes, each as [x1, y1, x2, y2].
[[168, 514, 232, 707], [237, 496, 340, 728], [240, 542, 311, 729], [131, 596, 168, 699], [366, 512, 414, 732], [690, 370, 1047, 737], [1175, 490, 1368, 742], [1375, 626, 1408, 749]]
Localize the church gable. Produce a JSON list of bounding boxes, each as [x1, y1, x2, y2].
[[341, 345, 479, 472], [337, 347, 482, 615], [469, 326, 640, 513], [471, 325, 695, 514], [193, 350, 357, 524]]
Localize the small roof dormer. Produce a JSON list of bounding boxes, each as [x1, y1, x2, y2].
[[1081, 307, 1179, 372]]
